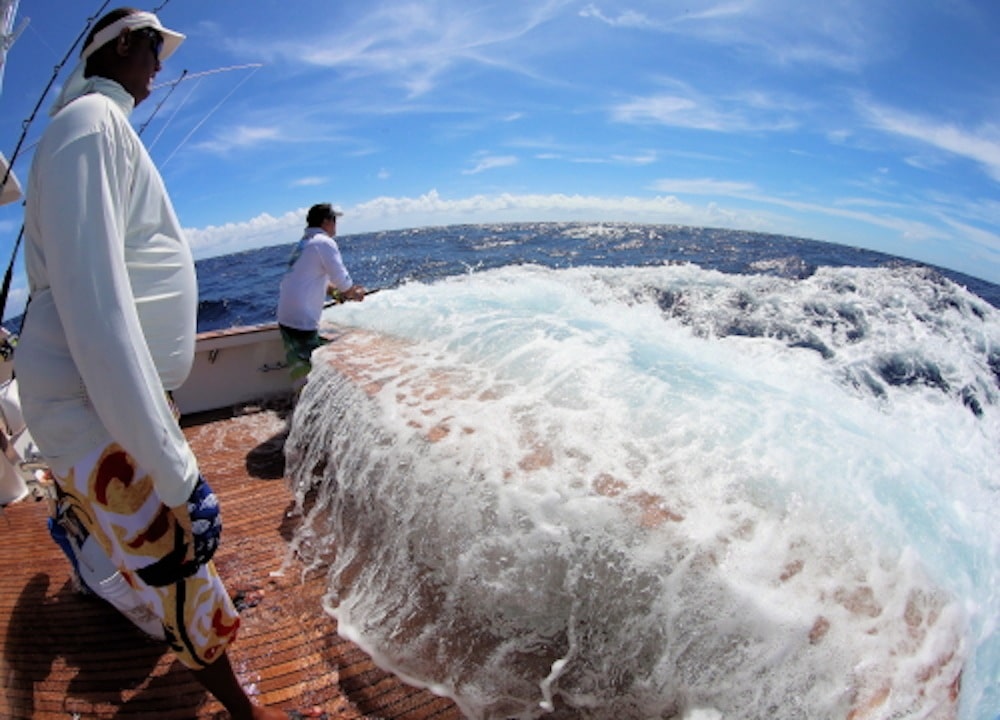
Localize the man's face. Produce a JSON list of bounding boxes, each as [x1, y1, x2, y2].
[[116, 27, 163, 105]]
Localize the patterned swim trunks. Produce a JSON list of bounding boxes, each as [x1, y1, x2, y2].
[[278, 323, 329, 381], [52, 442, 240, 669]]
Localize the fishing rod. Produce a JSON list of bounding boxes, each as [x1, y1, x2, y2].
[[1, 0, 252, 327], [323, 286, 384, 308], [1, 0, 111, 326], [136, 68, 187, 136], [158, 63, 262, 167], [152, 62, 263, 90], [142, 64, 263, 153], [0, 0, 110, 201]]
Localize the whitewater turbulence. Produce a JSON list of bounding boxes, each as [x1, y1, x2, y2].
[[285, 263, 998, 720]]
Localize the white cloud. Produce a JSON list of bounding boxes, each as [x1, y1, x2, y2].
[[861, 101, 1000, 182], [184, 210, 305, 257], [244, 1, 576, 98], [180, 189, 768, 262], [936, 215, 1000, 255], [193, 125, 281, 154], [611, 151, 658, 165], [924, 192, 1000, 231], [651, 178, 758, 195], [579, 0, 877, 71], [610, 91, 798, 133], [350, 189, 697, 222], [650, 176, 943, 241], [292, 176, 328, 187], [578, 4, 656, 30], [463, 155, 518, 175]]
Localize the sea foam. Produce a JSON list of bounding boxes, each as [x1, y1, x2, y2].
[[286, 263, 997, 719]]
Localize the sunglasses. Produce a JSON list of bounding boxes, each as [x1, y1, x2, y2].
[[133, 27, 164, 61]]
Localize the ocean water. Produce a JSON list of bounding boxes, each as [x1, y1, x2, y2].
[[260, 224, 997, 719], [193, 222, 1000, 331]]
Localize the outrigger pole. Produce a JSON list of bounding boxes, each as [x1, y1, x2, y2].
[[137, 67, 188, 136], [0, 0, 111, 326], [1, 0, 253, 327]]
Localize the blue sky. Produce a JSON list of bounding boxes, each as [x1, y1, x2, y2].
[[2, 0, 1000, 321]]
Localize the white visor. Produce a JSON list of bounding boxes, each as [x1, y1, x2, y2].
[[82, 11, 184, 62]]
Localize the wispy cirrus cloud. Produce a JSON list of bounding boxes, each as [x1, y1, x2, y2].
[[463, 154, 518, 175], [579, 1, 879, 72], [650, 176, 942, 240], [578, 4, 657, 30], [610, 151, 658, 165], [237, 1, 576, 98], [610, 90, 798, 133], [292, 176, 328, 187], [193, 125, 281, 154], [861, 101, 1000, 183], [651, 178, 759, 195]]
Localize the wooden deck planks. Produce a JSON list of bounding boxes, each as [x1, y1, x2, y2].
[[0, 404, 463, 720]]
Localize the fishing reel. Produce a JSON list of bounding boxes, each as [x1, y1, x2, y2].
[[0, 333, 14, 361]]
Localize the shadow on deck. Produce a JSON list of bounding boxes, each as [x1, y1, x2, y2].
[[0, 399, 463, 720]]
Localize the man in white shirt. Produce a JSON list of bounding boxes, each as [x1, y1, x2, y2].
[[277, 203, 365, 381], [15, 8, 288, 720]]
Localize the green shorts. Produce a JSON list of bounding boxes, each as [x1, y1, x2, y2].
[[278, 324, 328, 381]]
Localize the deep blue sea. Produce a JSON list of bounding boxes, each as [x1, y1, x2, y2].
[[194, 222, 1000, 331], [242, 223, 995, 720]]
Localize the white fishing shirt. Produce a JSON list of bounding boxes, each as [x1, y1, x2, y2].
[[16, 78, 199, 507], [276, 227, 353, 331]]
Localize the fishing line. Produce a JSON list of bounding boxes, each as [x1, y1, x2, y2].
[[159, 63, 262, 168], [152, 62, 263, 88], [145, 64, 263, 152], [137, 68, 187, 137], [146, 74, 202, 151]]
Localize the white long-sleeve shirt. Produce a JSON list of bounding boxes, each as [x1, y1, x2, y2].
[[276, 227, 353, 331], [16, 78, 199, 507]]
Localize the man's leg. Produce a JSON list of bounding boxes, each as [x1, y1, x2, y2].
[[279, 324, 319, 382], [192, 651, 288, 720], [53, 443, 289, 719]]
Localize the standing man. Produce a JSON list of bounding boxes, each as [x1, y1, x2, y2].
[[15, 8, 288, 720], [277, 203, 365, 382]]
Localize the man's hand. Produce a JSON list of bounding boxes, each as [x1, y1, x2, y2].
[[170, 502, 197, 565], [341, 285, 366, 302], [326, 285, 366, 304]]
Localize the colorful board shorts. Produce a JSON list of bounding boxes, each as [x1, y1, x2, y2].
[[279, 323, 328, 381], [51, 442, 240, 669]]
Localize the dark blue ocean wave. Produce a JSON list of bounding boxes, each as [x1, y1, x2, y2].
[[5, 223, 996, 336], [193, 222, 998, 332], [601, 260, 998, 418]]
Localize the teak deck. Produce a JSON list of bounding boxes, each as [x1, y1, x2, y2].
[[0, 399, 463, 720]]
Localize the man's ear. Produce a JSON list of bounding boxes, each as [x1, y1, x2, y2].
[[115, 28, 132, 57]]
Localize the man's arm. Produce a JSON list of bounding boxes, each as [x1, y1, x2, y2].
[[36, 120, 197, 507]]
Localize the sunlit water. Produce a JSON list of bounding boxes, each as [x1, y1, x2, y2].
[[285, 261, 998, 720]]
